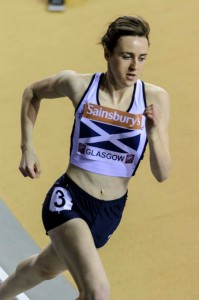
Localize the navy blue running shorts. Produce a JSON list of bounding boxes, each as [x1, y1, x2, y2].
[[42, 173, 127, 248]]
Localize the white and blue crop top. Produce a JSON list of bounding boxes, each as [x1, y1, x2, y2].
[[69, 73, 148, 177]]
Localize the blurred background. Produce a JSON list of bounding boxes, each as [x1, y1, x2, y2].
[[0, 0, 198, 299]]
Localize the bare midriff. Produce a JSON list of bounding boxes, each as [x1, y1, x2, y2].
[[66, 164, 130, 200]]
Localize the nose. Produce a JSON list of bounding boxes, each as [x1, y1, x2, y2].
[[129, 58, 137, 70]]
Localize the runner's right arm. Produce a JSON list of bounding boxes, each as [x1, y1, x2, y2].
[[19, 71, 91, 178]]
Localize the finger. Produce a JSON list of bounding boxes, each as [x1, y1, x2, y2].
[[144, 108, 159, 119], [143, 110, 154, 119], [25, 165, 37, 179], [34, 162, 41, 178], [19, 166, 28, 177], [145, 112, 155, 119], [19, 160, 28, 177], [143, 108, 153, 116]]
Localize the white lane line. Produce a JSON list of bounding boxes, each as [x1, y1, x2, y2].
[[0, 266, 30, 300]]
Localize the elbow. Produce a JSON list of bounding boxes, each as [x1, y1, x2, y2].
[[151, 156, 171, 183], [23, 87, 34, 100], [23, 86, 41, 102], [154, 167, 171, 182], [155, 174, 169, 183]]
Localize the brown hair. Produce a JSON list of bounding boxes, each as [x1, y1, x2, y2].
[[101, 16, 150, 53]]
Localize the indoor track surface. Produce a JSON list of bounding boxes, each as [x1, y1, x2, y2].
[[0, 1, 199, 299]]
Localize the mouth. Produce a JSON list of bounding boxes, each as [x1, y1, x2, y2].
[[126, 73, 136, 80]]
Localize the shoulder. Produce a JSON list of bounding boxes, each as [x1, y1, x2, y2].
[[144, 82, 169, 104], [58, 70, 94, 86], [144, 82, 170, 111], [144, 82, 170, 122], [56, 71, 95, 106]]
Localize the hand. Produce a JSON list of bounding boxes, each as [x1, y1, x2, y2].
[[19, 149, 41, 179], [143, 104, 160, 134]]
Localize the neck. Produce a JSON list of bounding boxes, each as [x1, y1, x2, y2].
[[101, 72, 134, 103]]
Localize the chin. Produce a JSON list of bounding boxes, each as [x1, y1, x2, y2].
[[124, 80, 136, 87]]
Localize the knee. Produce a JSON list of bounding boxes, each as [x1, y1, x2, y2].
[[82, 280, 110, 300], [31, 254, 59, 281], [93, 282, 110, 300]]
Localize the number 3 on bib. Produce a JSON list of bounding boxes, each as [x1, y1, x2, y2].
[[49, 187, 73, 213]]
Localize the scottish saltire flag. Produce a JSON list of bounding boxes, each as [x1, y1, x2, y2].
[[77, 103, 143, 164]]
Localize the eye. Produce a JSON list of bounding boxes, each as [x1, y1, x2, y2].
[[122, 53, 131, 60], [139, 56, 147, 62]]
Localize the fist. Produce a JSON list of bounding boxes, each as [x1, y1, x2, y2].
[[19, 149, 41, 179], [143, 104, 160, 129]]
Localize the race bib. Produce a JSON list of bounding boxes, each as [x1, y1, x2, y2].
[[49, 187, 73, 213]]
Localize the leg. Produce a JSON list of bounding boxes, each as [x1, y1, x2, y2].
[[0, 243, 66, 300], [49, 218, 110, 300]]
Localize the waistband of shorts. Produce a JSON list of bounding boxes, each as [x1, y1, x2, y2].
[[63, 173, 127, 205]]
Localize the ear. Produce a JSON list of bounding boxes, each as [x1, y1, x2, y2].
[[104, 47, 110, 61]]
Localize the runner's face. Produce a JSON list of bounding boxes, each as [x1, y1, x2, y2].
[[106, 36, 149, 88]]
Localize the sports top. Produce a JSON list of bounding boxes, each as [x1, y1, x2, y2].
[[69, 73, 148, 177]]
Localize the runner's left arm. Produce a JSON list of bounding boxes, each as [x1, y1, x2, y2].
[[144, 87, 171, 182]]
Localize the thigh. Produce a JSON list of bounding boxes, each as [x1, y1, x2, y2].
[[48, 218, 109, 292]]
